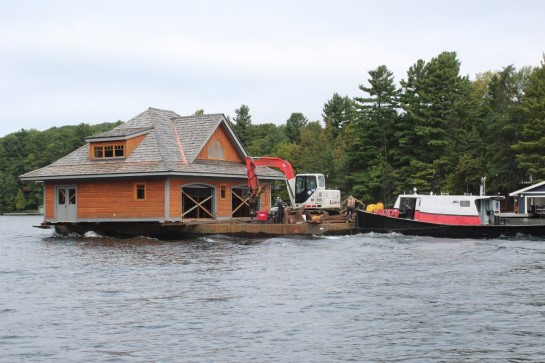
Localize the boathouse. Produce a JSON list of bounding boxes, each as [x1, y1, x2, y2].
[[509, 181, 545, 216], [20, 108, 284, 225]]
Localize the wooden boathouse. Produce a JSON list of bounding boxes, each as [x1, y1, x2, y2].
[[20, 108, 288, 236]]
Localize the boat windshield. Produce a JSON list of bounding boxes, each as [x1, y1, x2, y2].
[[399, 197, 417, 219]]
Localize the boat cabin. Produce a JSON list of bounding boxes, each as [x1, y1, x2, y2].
[[509, 181, 545, 216], [393, 194, 502, 225]]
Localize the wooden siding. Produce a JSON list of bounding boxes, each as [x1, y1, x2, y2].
[[44, 183, 55, 220], [196, 126, 242, 162], [126, 134, 146, 156], [46, 177, 272, 222], [77, 179, 165, 219]]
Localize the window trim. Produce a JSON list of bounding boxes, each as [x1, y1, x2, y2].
[[208, 139, 224, 160], [135, 183, 146, 201], [92, 143, 125, 159]]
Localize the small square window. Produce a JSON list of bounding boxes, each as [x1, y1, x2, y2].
[[220, 185, 227, 199], [104, 146, 114, 157], [136, 184, 146, 200], [94, 146, 103, 158], [115, 145, 124, 157]]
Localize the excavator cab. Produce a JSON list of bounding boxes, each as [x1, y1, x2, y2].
[[294, 174, 324, 204]]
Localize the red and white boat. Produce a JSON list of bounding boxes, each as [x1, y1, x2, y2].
[[356, 193, 545, 238]]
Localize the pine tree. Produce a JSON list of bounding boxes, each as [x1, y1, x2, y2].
[[349, 65, 400, 202], [322, 93, 354, 138], [398, 52, 471, 193], [284, 113, 308, 144], [15, 189, 26, 211], [513, 58, 545, 179], [231, 105, 252, 147], [481, 65, 530, 193]]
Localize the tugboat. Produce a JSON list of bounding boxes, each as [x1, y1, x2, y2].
[[356, 190, 545, 239]]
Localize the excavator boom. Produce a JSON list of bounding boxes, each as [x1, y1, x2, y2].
[[246, 156, 295, 200]]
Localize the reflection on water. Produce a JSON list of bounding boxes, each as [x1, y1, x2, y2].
[[1, 215, 545, 362]]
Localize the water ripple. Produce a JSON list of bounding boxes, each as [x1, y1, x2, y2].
[[1, 215, 545, 362]]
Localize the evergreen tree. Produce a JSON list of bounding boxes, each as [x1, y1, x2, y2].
[[231, 105, 252, 147], [0, 172, 18, 212], [246, 123, 288, 156], [284, 113, 308, 144], [15, 188, 27, 211], [296, 122, 331, 174], [322, 93, 354, 138], [398, 51, 471, 193], [481, 65, 530, 193], [396, 59, 427, 192], [349, 65, 400, 203], [513, 57, 545, 179]]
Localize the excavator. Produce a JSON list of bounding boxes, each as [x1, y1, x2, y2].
[[245, 156, 341, 219]]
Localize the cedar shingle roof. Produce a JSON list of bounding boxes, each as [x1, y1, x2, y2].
[[20, 108, 284, 181]]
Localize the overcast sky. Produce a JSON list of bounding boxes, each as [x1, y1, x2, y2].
[[1, 0, 543, 137]]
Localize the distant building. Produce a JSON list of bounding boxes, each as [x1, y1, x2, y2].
[[20, 108, 283, 224], [509, 181, 545, 216]]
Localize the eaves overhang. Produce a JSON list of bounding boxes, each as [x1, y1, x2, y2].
[[20, 171, 286, 182], [85, 128, 153, 143]]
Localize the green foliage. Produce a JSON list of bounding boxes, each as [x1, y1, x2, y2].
[[350, 65, 400, 203], [446, 154, 485, 195], [15, 189, 26, 211], [0, 171, 18, 212], [322, 93, 354, 138], [284, 112, 308, 144], [513, 58, 545, 179], [231, 105, 252, 146], [246, 123, 288, 156]]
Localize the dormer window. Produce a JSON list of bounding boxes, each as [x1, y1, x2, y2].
[[115, 145, 124, 157], [92, 144, 125, 159], [208, 139, 224, 159], [94, 146, 104, 158]]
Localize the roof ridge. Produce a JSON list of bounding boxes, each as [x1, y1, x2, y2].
[[147, 106, 178, 113], [171, 121, 189, 165], [173, 113, 225, 119]]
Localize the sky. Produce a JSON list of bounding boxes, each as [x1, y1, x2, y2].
[[0, 0, 543, 137]]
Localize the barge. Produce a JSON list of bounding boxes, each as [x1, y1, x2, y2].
[[38, 215, 355, 239]]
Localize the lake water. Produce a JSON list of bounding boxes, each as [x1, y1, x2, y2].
[[1, 215, 545, 362]]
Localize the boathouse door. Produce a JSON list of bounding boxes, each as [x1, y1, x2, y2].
[[181, 185, 214, 219], [55, 186, 77, 222], [231, 186, 256, 217]]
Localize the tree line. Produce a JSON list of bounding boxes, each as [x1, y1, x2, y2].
[[1, 51, 544, 212], [231, 51, 545, 207]]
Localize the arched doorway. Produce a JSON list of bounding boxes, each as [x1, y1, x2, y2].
[[231, 185, 257, 217], [182, 184, 214, 219]]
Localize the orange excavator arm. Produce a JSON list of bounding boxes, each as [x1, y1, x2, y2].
[[246, 156, 296, 199]]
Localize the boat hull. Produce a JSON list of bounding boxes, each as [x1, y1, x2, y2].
[[356, 210, 545, 239]]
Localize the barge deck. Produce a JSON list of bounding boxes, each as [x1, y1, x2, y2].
[[38, 216, 355, 239]]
